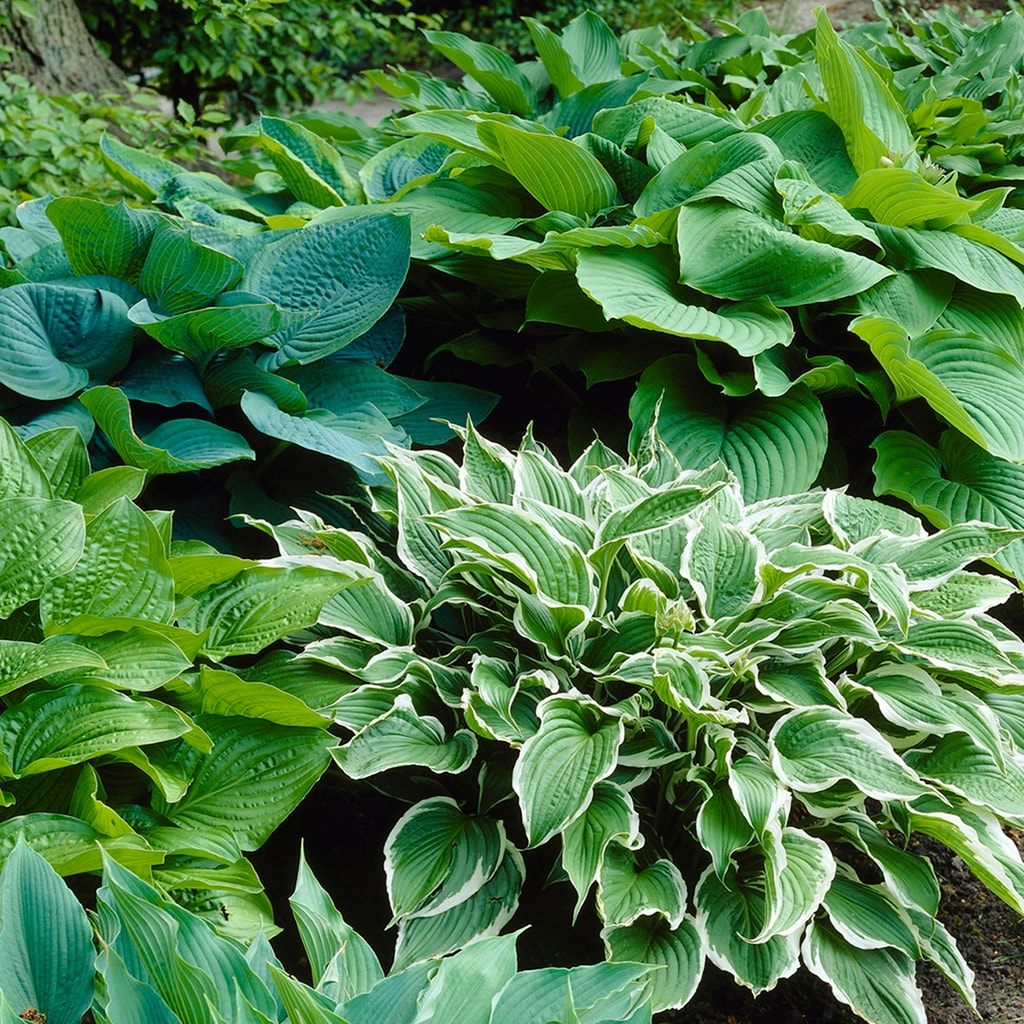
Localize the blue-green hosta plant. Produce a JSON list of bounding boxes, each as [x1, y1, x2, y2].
[[0, 840, 657, 1024], [0, 185, 494, 547], [248, 424, 1024, 1024], [0, 413, 388, 938]]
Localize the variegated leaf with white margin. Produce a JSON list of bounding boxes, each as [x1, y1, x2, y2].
[[603, 914, 705, 1012], [596, 844, 687, 929], [384, 796, 506, 923], [802, 918, 926, 1024], [770, 706, 934, 801], [694, 864, 801, 994], [681, 506, 764, 621], [513, 693, 623, 847]]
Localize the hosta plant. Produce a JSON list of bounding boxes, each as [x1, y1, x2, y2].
[[113, 5, 1024, 577], [0, 413, 381, 937], [248, 424, 1024, 1024], [0, 839, 656, 1024], [0, 186, 495, 548]]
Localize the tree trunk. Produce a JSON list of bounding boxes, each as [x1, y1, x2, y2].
[[0, 0, 126, 94]]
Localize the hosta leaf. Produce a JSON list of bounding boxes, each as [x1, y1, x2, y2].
[[412, 931, 519, 1024], [252, 115, 360, 206], [423, 30, 538, 114], [562, 781, 640, 920], [676, 203, 892, 305], [244, 211, 411, 369], [317, 572, 415, 646], [24, 426, 88, 500], [727, 755, 789, 840], [0, 684, 194, 776], [874, 223, 1024, 305], [603, 915, 704, 1013], [754, 828, 835, 943], [334, 961, 435, 1024], [427, 502, 595, 608], [575, 246, 792, 356], [195, 667, 330, 728], [39, 496, 174, 628], [49, 627, 191, 692], [76, 465, 147, 516], [770, 707, 933, 801], [802, 918, 926, 1024], [138, 222, 243, 315], [100, 131, 179, 201], [132, 296, 280, 369], [0, 839, 94, 1024], [384, 796, 506, 922], [270, 966, 347, 1024], [0, 497, 85, 617], [0, 815, 158, 877], [80, 386, 254, 474], [814, 10, 916, 174], [872, 429, 1024, 582], [629, 355, 827, 501], [513, 694, 623, 847], [492, 961, 653, 1024], [391, 845, 524, 971], [842, 168, 983, 229], [46, 198, 162, 283], [290, 849, 383, 994], [240, 389, 402, 484], [853, 315, 1024, 462], [0, 284, 133, 400], [0, 419, 51, 500], [180, 562, 361, 659], [476, 122, 617, 219], [822, 875, 920, 956], [906, 733, 1024, 818], [592, 98, 741, 149], [0, 638, 104, 697], [682, 508, 762, 621], [359, 136, 451, 201], [98, 854, 279, 1023], [597, 845, 687, 929], [694, 865, 801, 994], [330, 694, 477, 778], [696, 784, 756, 878], [155, 715, 330, 850]]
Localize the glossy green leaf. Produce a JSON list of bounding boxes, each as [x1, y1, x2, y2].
[[814, 10, 916, 174], [0, 497, 85, 617], [872, 429, 1024, 582], [180, 562, 361, 659], [23, 426, 87, 500], [196, 666, 330, 727], [100, 131, 180, 201], [597, 845, 687, 929], [477, 122, 617, 219], [0, 421, 51, 500], [155, 715, 330, 850], [629, 355, 827, 501], [575, 246, 792, 356], [676, 203, 892, 305], [0, 684, 194, 776], [80, 386, 254, 474], [39, 496, 174, 628], [423, 30, 538, 114], [48, 626, 191, 692]]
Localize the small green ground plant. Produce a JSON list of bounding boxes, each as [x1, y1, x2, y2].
[[242, 424, 1024, 1024]]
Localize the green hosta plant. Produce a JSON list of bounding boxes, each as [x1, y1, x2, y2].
[[146, 6, 1024, 577], [0, 839, 656, 1024], [0, 413, 381, 937], [250, 424, 1024, 1024]]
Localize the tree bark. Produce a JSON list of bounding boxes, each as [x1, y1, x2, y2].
[[0, 0, 126, 94]]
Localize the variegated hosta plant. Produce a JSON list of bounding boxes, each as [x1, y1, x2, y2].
[[254, 425, 1024, 1024]]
